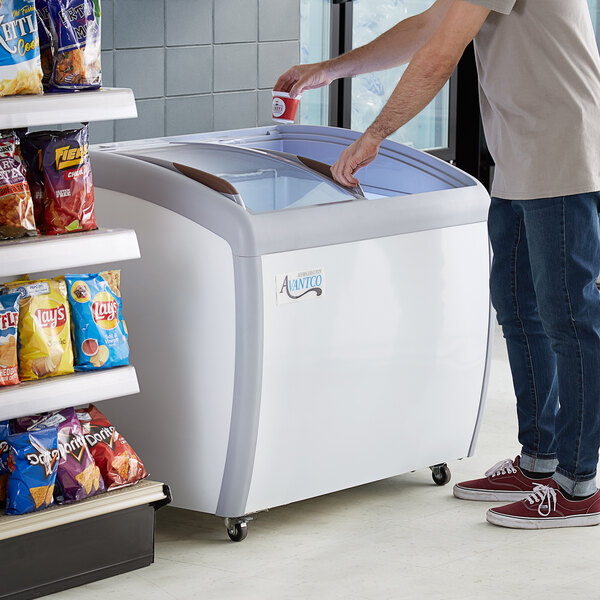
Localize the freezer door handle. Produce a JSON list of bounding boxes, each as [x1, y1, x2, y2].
[[173, 162, 246, 208], [297, 155, 365, 198]]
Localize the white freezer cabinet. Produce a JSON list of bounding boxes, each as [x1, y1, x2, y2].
[[90, 124, 492, 541]]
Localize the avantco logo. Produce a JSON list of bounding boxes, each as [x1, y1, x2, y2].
[[91, 292, 119, 330], [34, 301, 67, 334], [276, 268, 324, 305]]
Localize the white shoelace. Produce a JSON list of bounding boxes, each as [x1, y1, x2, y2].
[[525, 484, 557, 516], [485, 458, 517, 478]]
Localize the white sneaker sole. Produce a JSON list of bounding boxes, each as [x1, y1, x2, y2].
[[453, 484, 531, 502], [486, 509, 600, 529]]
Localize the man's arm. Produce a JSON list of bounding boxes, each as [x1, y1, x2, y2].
[[274, 0, 454, 97], [331, 0, 490, 187]]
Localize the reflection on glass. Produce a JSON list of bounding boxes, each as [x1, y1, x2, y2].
[[299, 0, 330, 126], [352, 0, 448, 151]]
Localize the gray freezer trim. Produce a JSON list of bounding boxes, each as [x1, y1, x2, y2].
[[468, 240, 495, 457], [91, 150, 490, 258], [216, 256, 265, 518]]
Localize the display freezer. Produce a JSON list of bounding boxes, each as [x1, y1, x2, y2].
[[90, 124, 492, 540]]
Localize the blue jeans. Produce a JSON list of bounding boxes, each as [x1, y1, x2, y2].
[[488, 193, 600, 496]]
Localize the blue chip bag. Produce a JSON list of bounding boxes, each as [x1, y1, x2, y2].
[[0, 420, 9, 505], [6, 426, 59, 515], [65, 271, 129, 370]]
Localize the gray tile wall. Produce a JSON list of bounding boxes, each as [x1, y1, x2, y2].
[[92, 0, 300, 143]]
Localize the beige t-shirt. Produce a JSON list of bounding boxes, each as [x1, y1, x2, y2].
[[465, 0, 600, 199]]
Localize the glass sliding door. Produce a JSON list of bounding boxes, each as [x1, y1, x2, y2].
[[351, 0, 450, 152]]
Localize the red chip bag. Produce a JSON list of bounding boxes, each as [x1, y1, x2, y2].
[[76, 405, 148, 490], [38, 126, 97, 235]]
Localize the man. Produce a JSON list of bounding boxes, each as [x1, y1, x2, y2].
[[275, 0, 600, 529]]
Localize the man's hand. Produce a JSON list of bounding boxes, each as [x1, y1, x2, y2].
[[274, 63, 334, 98], [331, 131, 382, 188]]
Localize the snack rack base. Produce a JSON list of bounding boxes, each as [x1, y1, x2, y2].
[[0, 89, 171, 599], [0, 481, 171, 600]]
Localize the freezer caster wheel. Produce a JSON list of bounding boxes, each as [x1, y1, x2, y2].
[[225, 518, 249, 542], [430, 463, 451, 486]]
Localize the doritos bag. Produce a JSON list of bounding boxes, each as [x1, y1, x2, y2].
[[32, 408, 105, 503], [11, 413, 49, 433], [6, 426, 59, 515], [0, 0, 43, 96], [46, 0, 101, 91], [66, 271, 129, 370], [0, 420, 10, 504], [0, 133, 37, 239], [1, 277, 74, 380], [76, 405, 148, 490], [0, 293, 20, 386], [38, 126, 97, 235]]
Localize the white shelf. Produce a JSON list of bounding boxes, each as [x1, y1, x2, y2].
[[0, 366, 139, 421], [0, 227, 140, 278], [0, 480, 166, 540], [0, 87, 137, 129]]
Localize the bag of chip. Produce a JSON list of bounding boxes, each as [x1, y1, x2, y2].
[[0, 133, 37, 239], [0, 420, 10, 505], [76, 405, 148, 490], [46, 0, 101, 91], [0, 293, 20, 386], [38, 126, 97, 235], [66, 271, 129, 370], [11, 413, 50, 433], [35, 0, 53, 89], [19, 129, 55, 233], [0, 0, 43, 96], [32, 407, 105, 503], [6, 425, 59, 514], [1, 277, 74, 380]]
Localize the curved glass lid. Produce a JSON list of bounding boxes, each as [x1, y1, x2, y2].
[[124, 142, 358, 213]]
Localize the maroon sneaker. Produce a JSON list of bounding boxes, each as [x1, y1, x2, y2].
[[487, 480, 600, 529], [453, 457, 553, 501]]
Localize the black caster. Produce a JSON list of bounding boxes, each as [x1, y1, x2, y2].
[[430, 463, 451, 486], [224, 517, 250, 542]]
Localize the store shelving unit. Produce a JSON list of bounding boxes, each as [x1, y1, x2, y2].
[[0, 89, 170, 600]]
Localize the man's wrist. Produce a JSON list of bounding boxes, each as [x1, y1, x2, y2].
[[365, 124, 388, 145]]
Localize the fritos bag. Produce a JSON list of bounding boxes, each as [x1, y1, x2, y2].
[[77, 405, 148, 490], [0, 420, 10, 505], [33, 408, 105, 503], [1, 277, 74, 380], [0, 0, 43, 96], [0, 293, 20, 386], [66, 271, 129, 370], [38, 126, 97, 235], [0, 133, 37, 239], [6, 426, 59, 515], [47, 0, 101, 91]]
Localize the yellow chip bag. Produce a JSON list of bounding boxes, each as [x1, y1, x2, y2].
[[1, 277, 74, 380]]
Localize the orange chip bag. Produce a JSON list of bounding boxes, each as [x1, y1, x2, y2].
[[0, 133, 37, 239], [1, 277, 74, 380], [77, 404, 148, 490]]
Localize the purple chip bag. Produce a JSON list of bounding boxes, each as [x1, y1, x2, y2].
[[33, 407, 105, 503]]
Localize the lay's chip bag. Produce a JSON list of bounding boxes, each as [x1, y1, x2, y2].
[[65, 271, 129, 370], [0, 292, 20, 386], [32, 407, 105, 503], [1, 277, 74, 380], [0, 420, 10, 505], [6, 425, 59, 515]]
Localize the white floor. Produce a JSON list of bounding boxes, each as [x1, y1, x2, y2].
[[47, 326, 600, 600]]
